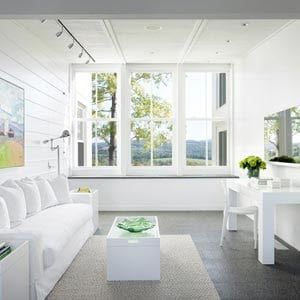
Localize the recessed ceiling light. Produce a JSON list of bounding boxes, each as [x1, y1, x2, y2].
[[242, 23, 249, 27], [226, 39, 231, 43], [144, 25, 162, 31]]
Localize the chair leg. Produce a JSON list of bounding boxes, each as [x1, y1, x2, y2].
[[220, 209, 228, 246], [253, 211, 258, 249]]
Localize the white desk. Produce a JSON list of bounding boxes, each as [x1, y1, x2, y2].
[[227, 179, 300, 265]]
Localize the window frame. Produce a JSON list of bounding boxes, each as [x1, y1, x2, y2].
[[180, 64, 232, 175], [71, 64, 123, 176], [70, 63, 233, 176], [125, 64, 178, 175]]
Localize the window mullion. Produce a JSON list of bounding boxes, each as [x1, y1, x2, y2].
[[151, 120, 154, 167], [150, 79, 154, 167], [205, 72, 208, 166], [94, 121, 97, 167]]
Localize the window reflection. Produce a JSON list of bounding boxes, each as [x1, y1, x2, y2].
[[264, 106, 300, 163]]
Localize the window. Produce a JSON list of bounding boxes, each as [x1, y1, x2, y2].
[[72, 65, 230, 175], [264, 107, 300, 162], [74, 71, 119, 169], [185, 72, 228, 167], [91, 72, 118, 167], [130, 72, 173, 167], [217, 73, 226, 108], [77, 102, 86, 166], [218, 130, 227, 166]]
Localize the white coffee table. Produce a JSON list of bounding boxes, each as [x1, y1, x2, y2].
[[106, 216, 160, 281]]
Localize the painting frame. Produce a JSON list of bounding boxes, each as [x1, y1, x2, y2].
[[0, 77, 25, 169]]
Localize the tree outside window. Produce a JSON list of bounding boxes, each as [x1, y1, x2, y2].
[[130, 72, 173, 166], [91, 73, 118, 166]]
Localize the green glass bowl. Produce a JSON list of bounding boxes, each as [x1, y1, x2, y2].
[[117, 217, 155, 233]]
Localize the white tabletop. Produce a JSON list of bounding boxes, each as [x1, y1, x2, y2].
[[107, 216, 160, 240], [228, 179, 300, 194]]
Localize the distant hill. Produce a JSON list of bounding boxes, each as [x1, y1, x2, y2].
[[93, 139, 211, 161]]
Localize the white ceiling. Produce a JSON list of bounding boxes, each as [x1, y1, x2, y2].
[[16, 19, 290, 64]]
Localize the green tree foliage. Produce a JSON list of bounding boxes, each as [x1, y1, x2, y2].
[[131, 72, 172, 151], [92, 72, 172, 166], [92, 73, 117, 166]]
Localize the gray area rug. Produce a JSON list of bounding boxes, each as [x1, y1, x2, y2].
[[48, 235, 219, 300]]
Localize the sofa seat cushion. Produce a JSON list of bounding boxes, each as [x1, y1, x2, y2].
[[9, 203, 92, 269]]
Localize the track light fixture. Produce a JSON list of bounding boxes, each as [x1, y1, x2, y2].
[[56, 27, 63, 38], [68, 39, 74, 49], [52, 20, 95, 63], [41, 19, 47, 24]]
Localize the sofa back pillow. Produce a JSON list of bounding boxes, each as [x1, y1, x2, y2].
[[48, 175, 72, 204], [16, 178, 41, 216], [0, 197, 10, 229], [0, 180, 26, 226], [35, 177, 59, 210]]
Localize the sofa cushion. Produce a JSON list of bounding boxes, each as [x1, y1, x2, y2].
[[0, 180, 26, 227], [35, 177, 59, 210], [0, 197, 10, 229], [16, 178, 41, 216], [48, 175, 72, 204], [10, 203, 92, 269]]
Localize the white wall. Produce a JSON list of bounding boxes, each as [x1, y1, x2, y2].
[[234, 20, 300, 250], [69, 178, 225, 211], [0, 20, 70, 181]]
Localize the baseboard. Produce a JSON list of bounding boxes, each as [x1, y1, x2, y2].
[[99, 205, 224, 211]]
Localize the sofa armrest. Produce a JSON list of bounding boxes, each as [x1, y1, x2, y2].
[[69, 190, 99, 232]]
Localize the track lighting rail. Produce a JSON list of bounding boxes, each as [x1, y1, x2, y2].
[[57, 19, 96, 63]]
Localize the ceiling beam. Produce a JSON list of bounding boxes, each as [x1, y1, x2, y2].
[[178, 20, 207, 64], [101, 20, 126, 64]]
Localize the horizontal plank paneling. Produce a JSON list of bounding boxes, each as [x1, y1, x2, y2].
[[26, 98, 66, 117], [0, 20, 70, 181], [0, 51, 66, 103], [0, 21, 68, 94], [25, 116, 62, 134]]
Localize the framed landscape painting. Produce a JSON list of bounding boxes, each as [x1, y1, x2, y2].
[[0, 78, 24, 168]]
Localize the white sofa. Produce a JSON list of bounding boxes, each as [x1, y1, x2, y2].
[[0, 194, 94, 300]]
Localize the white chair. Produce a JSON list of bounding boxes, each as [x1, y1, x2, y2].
[[220, 181, 258, 249]]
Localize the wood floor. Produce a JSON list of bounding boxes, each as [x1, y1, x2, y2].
[[98, 211, 300, 300]]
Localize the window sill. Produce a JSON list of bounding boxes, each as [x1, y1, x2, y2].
[[68, 174, 239, 179]]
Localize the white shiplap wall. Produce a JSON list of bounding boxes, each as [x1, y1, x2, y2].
[[0, 20, 70, 181], [234, 21, 300, 250]]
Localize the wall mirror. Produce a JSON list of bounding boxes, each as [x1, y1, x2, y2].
[[264, 106, 300, 164]]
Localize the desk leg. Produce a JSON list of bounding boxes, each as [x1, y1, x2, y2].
[[258, 195, 275, 264], [227, 189, 237, 231]]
